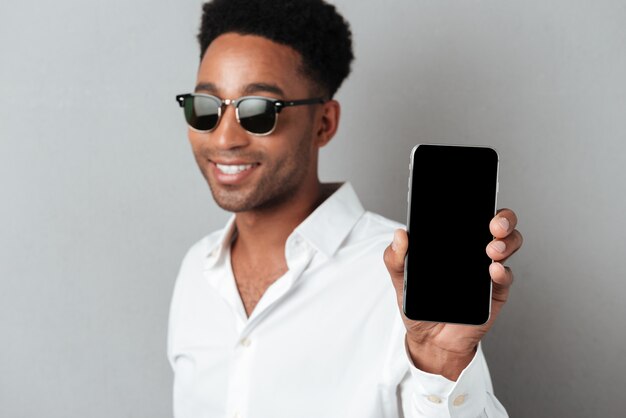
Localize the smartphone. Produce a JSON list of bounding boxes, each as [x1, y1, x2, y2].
[[404, 144, 499, 325]]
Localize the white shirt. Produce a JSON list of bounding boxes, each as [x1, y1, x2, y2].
[[168, 182, 508, 418]]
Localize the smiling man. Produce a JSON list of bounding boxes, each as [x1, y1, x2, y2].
[[168, 1, 522, 417]]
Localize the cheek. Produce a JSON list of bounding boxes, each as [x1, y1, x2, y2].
[[188, 130, 205, 154], [276, 111, 316, 150]]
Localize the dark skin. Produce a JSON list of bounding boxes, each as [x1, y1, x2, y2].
[[189, 33, 523, 380], [383, 210, 522, 380], [188, 34, 340, 315], [230, 183, 339, 314]]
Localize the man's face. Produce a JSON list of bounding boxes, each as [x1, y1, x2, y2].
[[189, 33, 322, 213]]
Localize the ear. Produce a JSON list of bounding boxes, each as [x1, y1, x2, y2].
[[314, 99, 340, 148]]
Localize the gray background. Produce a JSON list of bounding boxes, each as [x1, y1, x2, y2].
[[1, 0, 624, 416]]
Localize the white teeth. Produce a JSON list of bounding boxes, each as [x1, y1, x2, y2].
[[216, 163, 254, 175]]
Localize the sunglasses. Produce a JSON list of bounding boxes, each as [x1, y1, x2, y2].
[[176, 93, 326, 136]]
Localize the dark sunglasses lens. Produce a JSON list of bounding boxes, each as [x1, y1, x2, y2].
[[184, 95, 220, 131], [238, 98, 276, 134]]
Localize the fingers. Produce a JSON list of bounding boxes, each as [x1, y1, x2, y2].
[[486, 229, 523, 261], [489, 262, 514, 287], [383, 229, 408, 279], [384, 229, 409, 305], [486, 210, 520, 303], [489, 262, 514, 303], [490, 208, 518, 239], [488, 208, 523, 262]]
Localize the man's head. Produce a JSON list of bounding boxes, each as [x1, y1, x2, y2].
[[197, 0, 354, 99], [186, 0, 353, 214]]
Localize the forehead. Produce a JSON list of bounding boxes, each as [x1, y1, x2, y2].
[[197, 33, 310, 97]]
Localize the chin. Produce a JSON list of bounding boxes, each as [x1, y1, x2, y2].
[[211, 192, 252, 212], [208, 184, 260, 212], [211, 186, 297, 213], [206, 165, 307, 213]]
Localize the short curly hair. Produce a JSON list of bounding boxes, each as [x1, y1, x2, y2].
[[197, 0, 354, 98]]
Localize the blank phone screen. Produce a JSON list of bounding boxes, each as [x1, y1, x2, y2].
[[404, 144, 499, 325]]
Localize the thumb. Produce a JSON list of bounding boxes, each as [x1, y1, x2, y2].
[[383, 229, 408, 282]]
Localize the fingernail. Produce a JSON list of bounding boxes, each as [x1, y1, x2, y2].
[[497, 217, 510, 232], [489, 262, 503, 275], [491, 240, 506, 253], [391, 231, 399, 252]]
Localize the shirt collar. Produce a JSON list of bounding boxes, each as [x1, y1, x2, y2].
[[292, 182, 365, 258], [204, 215, 236, 269], [204, 182, 365, 263]]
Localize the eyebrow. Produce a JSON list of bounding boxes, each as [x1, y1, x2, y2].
[[194, 82, 285, 98], [243, 83, 285, 97], [194, 82, 218, 94]]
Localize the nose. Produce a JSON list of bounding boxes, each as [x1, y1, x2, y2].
[[211, 104, 251, 150]]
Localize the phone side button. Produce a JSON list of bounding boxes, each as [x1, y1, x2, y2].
[[407, 190, 410, 203]]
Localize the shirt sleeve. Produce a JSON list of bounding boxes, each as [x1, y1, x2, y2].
[[400, 340, 509, 418]]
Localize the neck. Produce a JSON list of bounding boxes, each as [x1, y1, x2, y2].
[[232, 181, 339, 261]]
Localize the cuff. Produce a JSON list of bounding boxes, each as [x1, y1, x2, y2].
[[406, 340, 489, 418]]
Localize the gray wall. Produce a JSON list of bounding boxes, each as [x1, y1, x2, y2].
[[1, 0, 624, 417]]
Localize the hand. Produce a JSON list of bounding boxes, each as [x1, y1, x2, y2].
[[383, 208, 523, 380]]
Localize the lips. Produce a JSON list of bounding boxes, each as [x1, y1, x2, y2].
[[210, 160, 259, 185], [215, 163, 254, 175]]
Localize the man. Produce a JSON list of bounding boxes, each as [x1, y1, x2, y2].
[[168, 0, 523, 417]]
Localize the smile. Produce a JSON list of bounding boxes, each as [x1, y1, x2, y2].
[[215, 163, 256, 175]]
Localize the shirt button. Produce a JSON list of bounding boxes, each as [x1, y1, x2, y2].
[[426, 395, 442, 404], [240, 337, 251, 347], [453, 394, 466, 406]]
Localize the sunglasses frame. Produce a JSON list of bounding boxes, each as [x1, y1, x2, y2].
[[176, 93, 326, 136]]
